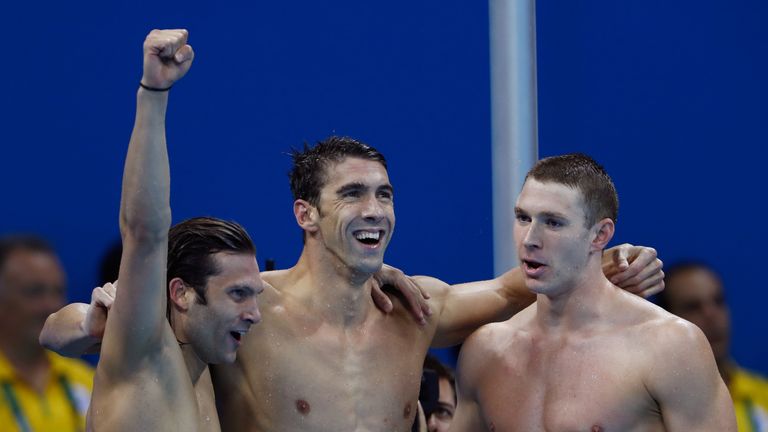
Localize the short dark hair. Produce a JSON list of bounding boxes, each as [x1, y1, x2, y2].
[[423, 354, 455, 391], [655, 260, 723, 311], [166, 217, 256, 317], [0, 235, 57, 275], [526, 153, 619, 226], [289, 136, 387, 207]]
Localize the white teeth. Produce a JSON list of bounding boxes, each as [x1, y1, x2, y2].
[[354, 231, 380, 240]]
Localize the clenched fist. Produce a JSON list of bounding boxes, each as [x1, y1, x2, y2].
[[140, 29, 194, 90]]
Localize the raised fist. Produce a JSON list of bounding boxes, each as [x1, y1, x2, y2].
[[141, 29, 194, 90]]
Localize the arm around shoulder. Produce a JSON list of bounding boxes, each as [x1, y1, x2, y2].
[[40, 303, 101, 357]]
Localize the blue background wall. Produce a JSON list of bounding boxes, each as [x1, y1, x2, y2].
[[1, 1, 765, 373]]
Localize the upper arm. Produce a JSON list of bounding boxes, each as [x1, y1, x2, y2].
[[647, 320, 736, 431], [99, 91, 173, 373], [429, 267, 534, 347], [450, 328, 492, 431], [99, 235, 168, 371]]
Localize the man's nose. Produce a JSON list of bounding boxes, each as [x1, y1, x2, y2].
[[522, 222, 542, 249], [242, 300, 262, 326], [361, 195, 385, 220]]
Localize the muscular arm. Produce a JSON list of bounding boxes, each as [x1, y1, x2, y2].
[[450, 328, 492, 431], [647, 320, 736, 431], [429, 244, 663, 347], [99, 30, 193, 373]]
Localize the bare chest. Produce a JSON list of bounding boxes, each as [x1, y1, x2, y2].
[[476, 336, 662, 432], [238, 311, 431, 431]]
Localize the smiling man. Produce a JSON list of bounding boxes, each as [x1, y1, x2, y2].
[[451, 153, 736, 431], [41, 30, 667, 431]]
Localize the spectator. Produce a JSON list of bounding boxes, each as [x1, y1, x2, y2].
[[657, 261, 768, 432], [0, 235, 93, 431]]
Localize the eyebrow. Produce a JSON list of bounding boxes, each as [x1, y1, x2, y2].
[[378, 184, 394, 195], [335, 183, 394, 196], [336, 183, 367, 195], [514, 207, 567, 219]]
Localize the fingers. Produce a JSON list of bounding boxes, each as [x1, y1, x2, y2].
[[612, 243, 632, 272], [174, 44, 194, 64], [397, 278, 428, 325], [371, 280, 394, 313], [609, 245, 657, 285], [91, 283, 116, 310], [145, 29, 189, 60]]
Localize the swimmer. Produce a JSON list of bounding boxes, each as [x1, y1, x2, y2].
[[451, 154, 736, 431], [42, 31, 666, 431], [77, 29, 263, 431]]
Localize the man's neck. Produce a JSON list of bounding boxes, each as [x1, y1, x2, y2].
[[290, 248, 374, 327], [178, 339, 208, 386], [0, 338, 51, 392], [535, 258, 613, 332]]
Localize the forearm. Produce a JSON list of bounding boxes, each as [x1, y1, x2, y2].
[[119, 89, 172, 241], [492, 266, 536, 319], [40, 303, 102, 357]]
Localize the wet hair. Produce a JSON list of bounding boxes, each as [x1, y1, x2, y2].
[[289, 136, 387, 207], [166, 217, 255, 317], [0, 235, 57, 275], [525, 153, 618, 227], [655, 260, 724, 312], [423, 354, 455, 394]]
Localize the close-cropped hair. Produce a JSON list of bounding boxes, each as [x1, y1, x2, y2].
[[166, 217, 256, 316], [288, 136, 387, 207], [526, 153, 619, 227]]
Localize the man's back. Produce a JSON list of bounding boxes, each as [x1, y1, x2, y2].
[[454, 287, 734, 432], [214, 270, 442, 432]]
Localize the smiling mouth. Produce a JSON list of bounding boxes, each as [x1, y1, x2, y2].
[[354, 230, 383, 246]]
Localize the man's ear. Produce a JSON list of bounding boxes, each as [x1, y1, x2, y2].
[[591, 218, 615, 252], [294, 199, 319, 233], [168, 277, 192, 311]]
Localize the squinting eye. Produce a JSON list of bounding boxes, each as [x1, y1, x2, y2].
[[515, 214, 530, 223]]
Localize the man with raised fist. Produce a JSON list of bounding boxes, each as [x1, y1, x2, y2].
[[81, 29, 263, 431]]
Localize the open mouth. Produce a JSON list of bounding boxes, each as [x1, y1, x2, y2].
[[354, 230, 383, 246], [230, 331, 245, 342], [522, 259, 546, 271]]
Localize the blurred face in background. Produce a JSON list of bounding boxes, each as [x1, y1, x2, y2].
[[427, 376, 456, 432], [0, 248, 66, 351], [664, 267, 730, 363]]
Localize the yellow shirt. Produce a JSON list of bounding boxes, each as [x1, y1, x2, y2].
[[0, 350, 93, 432], [731, 366, 768, 432]]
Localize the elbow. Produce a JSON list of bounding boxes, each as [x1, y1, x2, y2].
[[39, 315, 57, 351], [119, 205, 172, 242]]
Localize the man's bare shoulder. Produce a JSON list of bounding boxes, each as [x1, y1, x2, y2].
[[614, 288, 705, 342], [461, 304, 536, 362]]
